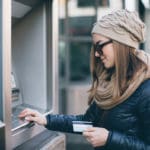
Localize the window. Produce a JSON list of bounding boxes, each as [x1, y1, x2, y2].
[[69, 42, 91, 81], [78, 0, 110, 7]]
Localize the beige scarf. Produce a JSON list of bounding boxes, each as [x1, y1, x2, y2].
[[94, 50, 150, 110]]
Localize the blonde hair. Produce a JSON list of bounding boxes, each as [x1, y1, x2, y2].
[[88, 41, 148, 104]]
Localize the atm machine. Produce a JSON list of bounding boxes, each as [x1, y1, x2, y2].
[[0, 0, 65, 149]]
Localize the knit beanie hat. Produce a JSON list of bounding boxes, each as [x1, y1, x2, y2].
[[91, 9, 146, 49]]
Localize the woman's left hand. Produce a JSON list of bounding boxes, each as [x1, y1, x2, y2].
[[83, 127, 109, 147]]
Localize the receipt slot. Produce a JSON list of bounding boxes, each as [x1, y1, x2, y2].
[[0, 0, 65, 149]]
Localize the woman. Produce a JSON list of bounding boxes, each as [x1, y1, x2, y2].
[[19, 10, 150, 150]]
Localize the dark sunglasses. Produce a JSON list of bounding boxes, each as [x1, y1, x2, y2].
[[93, 40, 113, 55]]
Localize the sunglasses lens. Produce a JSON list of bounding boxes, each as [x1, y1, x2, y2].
[[97, 48, 102, 55], [94, 40, 112, 55], [95, 45, 102, 55]]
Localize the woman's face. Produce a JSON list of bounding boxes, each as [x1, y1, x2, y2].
[[92, 34, 115, 69]]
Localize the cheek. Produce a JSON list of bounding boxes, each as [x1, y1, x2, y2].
[[106, 49, 115, 66]]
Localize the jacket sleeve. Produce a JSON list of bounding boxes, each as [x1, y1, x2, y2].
[[45, 101, 101, 133], [105, 86, 150, 150]]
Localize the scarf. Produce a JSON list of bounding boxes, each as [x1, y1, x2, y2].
[[94, 50, 150, 110]]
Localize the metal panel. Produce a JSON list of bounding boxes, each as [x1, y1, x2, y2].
[[51, 0, 59, 114], [12, 3, 48, 110], [11, 0, 59, 148], [1, 0, 59, 149], [14, 0, 43, 7], [1, 0, 12, 149], [0, 0, 3, 121], [12, 0, 43, 25], [14, 131, 65, 150], [45, 0, 59, 114], [12, 1, 32, 18]]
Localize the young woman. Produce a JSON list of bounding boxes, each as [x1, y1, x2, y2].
[[19, 10, 150, 150]]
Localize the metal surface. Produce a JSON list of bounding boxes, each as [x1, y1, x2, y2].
[[51, 0, 59, 114], [14, 0, 43, 7], [11, 104, 45, 130], [11, 0, 59, 148], [1, 0, 12, 149], [12, 0, 43, 25], [0, 0, 3, 121], [14, 131, 65, 150], [0, 0, 59, 149]]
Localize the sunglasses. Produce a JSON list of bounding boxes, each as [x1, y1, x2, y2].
[[93, 40, 113, 55]]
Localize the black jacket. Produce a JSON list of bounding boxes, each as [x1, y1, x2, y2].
[[45, 79, 150, 150]]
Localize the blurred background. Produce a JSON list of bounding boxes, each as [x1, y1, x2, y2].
[[58, 0, 150, 150], [5, 0, 150, 149]]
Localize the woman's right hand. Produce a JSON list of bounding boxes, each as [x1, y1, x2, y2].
[[18, 108, 47, 126]]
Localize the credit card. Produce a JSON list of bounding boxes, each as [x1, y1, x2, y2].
[[72, 121, 93, 132]]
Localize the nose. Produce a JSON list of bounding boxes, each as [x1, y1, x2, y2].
[[95, 51, 100, 57]]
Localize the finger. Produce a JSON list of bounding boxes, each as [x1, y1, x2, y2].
[[18, 108, 36, 118], [18, 108, 30, 117], [86, 137, 95, 145], [83, 131, 91, 137], [25, 116, 37, 122], [86, 137, 96, 147], [26, 110, 37, 117], [85, 127, 95, 132], [86, 137, 92, 143]]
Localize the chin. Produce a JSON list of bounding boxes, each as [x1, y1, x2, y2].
[[104, 64, 114, 69], [104, 65, 111, 69]]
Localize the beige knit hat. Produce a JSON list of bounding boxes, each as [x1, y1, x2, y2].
[[92, 9, 146, 49]]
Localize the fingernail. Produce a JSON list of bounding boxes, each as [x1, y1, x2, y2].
[[25, 117, 29, 120]]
